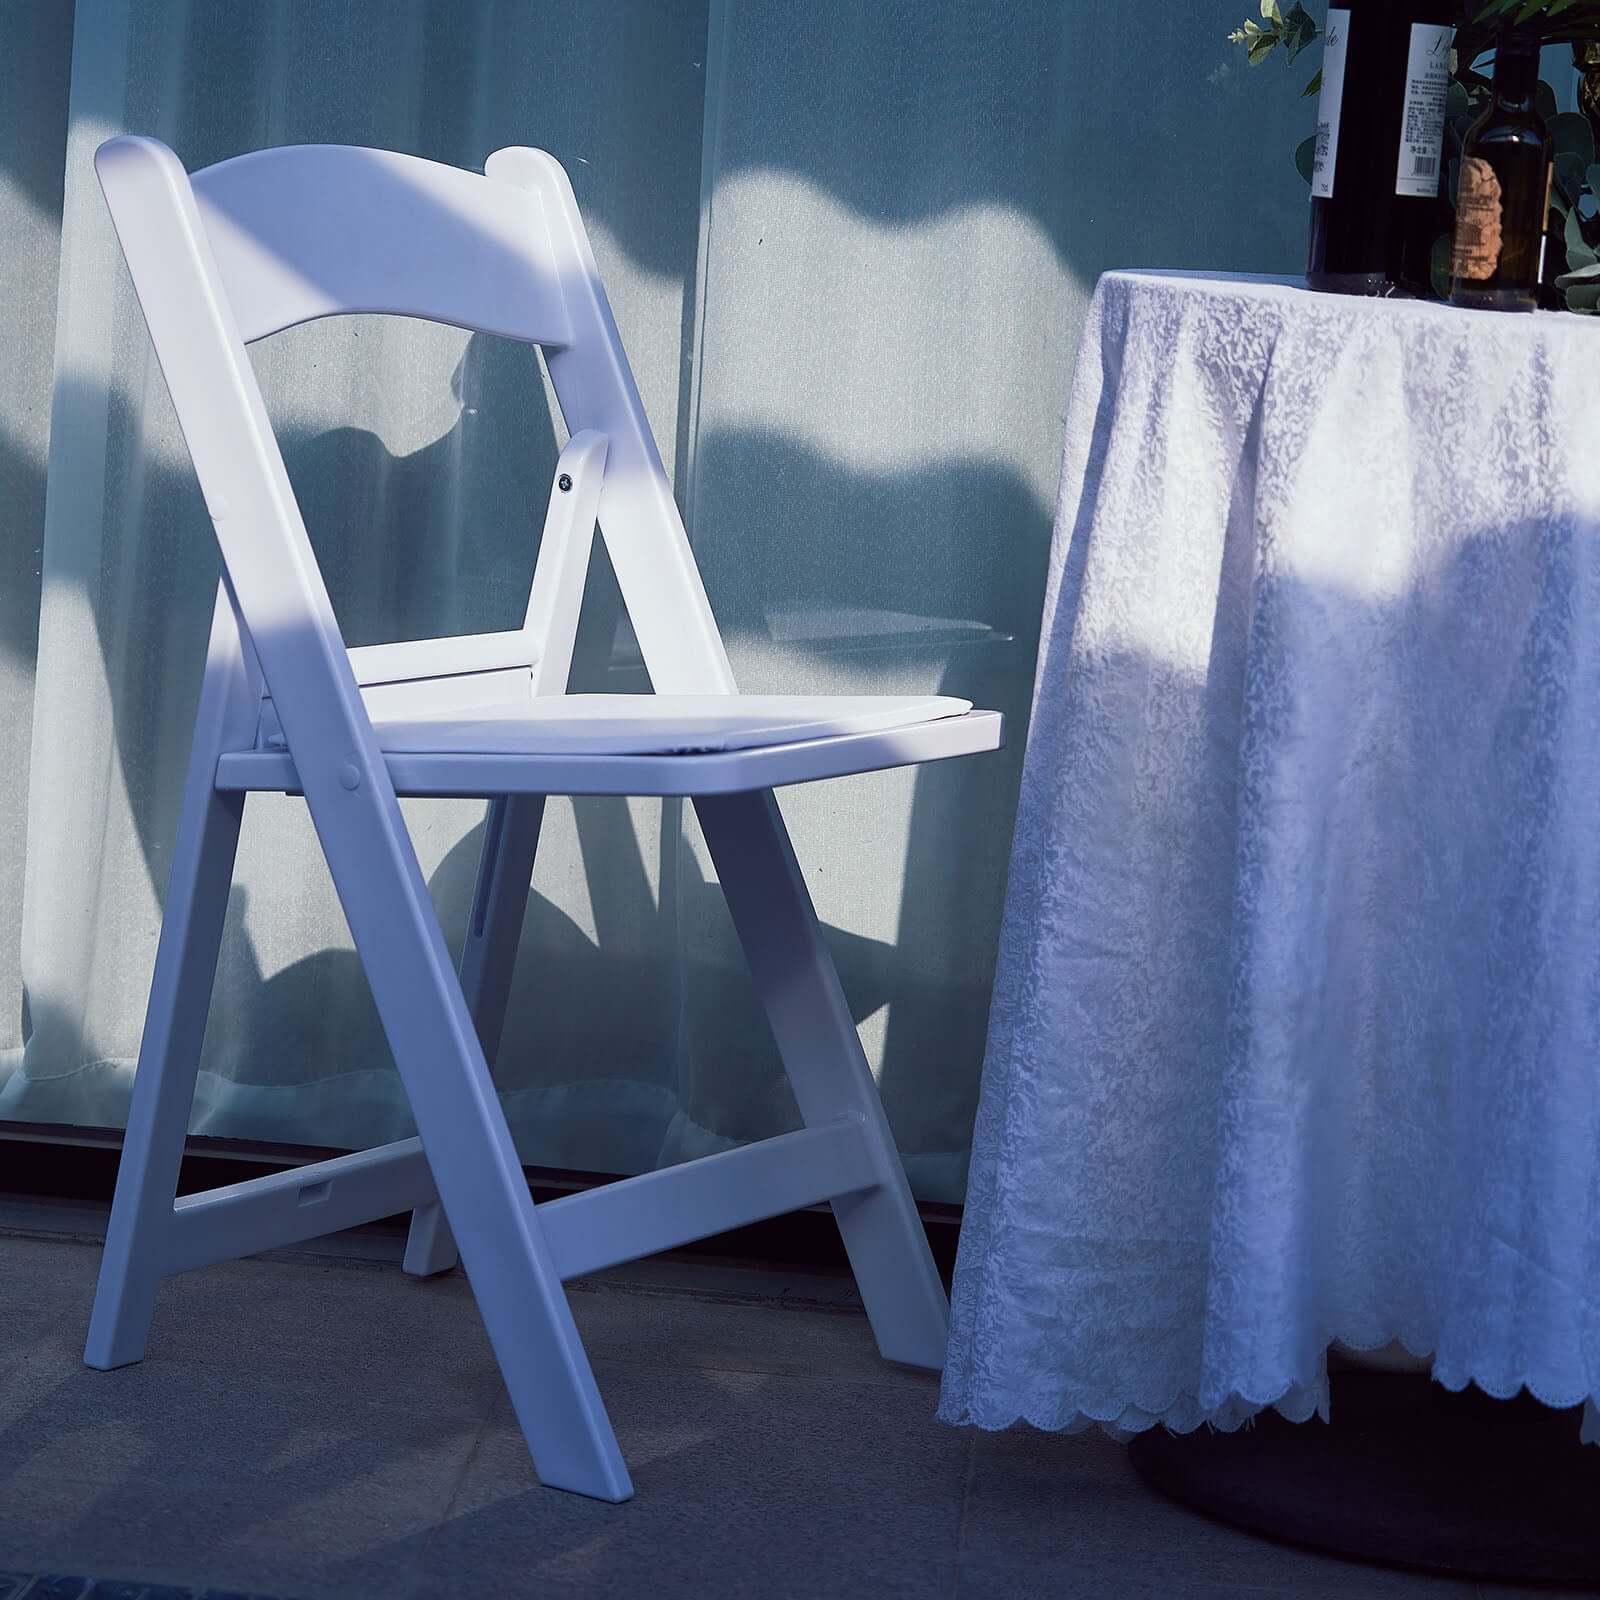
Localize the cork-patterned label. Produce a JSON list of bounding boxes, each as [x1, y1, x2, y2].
[[1452, 157, 1503, 281]]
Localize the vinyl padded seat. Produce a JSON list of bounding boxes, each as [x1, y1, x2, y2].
[[217, 693, 1004, 796]]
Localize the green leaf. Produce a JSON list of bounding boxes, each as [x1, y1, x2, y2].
[[1281, 3, 1318, 61], [1566, 204, 1598, 267], [1447, 80, 1471, 120], [1295, 134, 1317, 185], [1537, 81, 1560, 124], [1557, 151, 1589, 205], [1260, 0, 1283, 21], [1562, 279, 1600, 312], [1301, 67, 1322, 97], [1588, 163, 1600, 198], [1555, 260, 1600, 283], [1551, 111, 1596, 166], [1247, 31, 1278, 64]]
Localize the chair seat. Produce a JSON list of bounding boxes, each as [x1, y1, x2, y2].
[[376, 693, 973, 755], [216, 694, 1004, 797]]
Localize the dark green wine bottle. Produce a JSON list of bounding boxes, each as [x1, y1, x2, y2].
[[1448, 31, 1554, 312], [1307, 0, 1456, 296]]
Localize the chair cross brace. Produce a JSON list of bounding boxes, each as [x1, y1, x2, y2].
[[160, 1116, 877, 1280]]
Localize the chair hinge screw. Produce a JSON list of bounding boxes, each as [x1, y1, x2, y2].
[[558, 473, 573, 492]]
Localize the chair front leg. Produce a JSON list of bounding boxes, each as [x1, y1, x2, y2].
[[310, 774, 629, 1501]]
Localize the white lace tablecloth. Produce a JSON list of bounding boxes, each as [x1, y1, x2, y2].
[[941, 270, 1600, 1444]]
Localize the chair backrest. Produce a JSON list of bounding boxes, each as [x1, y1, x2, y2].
[[190, 144, 573, 347], [94, 137, 736, 796]]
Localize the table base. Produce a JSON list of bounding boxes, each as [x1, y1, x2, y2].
[[1127, 1373, 1600, 1587]]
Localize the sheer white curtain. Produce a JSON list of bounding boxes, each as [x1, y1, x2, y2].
[[5, 0, 709, 1176], [0, 0, 1311, 1202]]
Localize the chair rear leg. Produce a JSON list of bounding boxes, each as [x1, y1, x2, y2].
[[404, 793, 546, 1277], [694, 788, 950, 1371], [84, 784, 244, 1369]]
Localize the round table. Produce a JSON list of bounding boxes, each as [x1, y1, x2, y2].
[[940, 271, 1600, 1580]]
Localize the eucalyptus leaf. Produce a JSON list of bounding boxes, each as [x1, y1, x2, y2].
[[1302, 68, 1322, 97], [1557, 151, 1589, 204], [1295, 134, 1317, 186], [1537, 80, 1560, 123], [1588, 162, 1600, 197], [1551, 111, 1596, 166], [1555, 259, 1600, 282], [1565, 204, 1598, 266], [1447, 80, 1471, 119], [1282, 3, 1318, 61], [1563, 279, 1600, 311]]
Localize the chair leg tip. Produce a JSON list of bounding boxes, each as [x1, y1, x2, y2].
[[83, 1340, 147, 1371]]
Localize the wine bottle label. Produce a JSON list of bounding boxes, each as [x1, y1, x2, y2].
[[1452, 158, 1504, 280], [1311, 8, 1351, 200], [1395, 23, 1454, 197]]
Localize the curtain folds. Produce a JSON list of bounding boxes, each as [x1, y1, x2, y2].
[[0, 0, 1310, 1203]]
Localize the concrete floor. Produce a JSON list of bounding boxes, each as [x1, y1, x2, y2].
[[0, 1197, 1586, 1600]]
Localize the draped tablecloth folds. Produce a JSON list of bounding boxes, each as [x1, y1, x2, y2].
[[941, 271, 1600, 1446]]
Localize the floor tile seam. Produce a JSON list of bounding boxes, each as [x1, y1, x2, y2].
[[0, 1228, 107, 1251], [417, 1376, 503, 1568], [0, 1365, 497, 1421], [947, 1429, 979, 1600], [7, 1343, 931, 1390], [582, 1352, 940, 1390], [952, 1551, 1480, 1599], [0, 1412, 490, 1490], [565, 1280, 865, 1313], [2, 1351, 932, 1405]]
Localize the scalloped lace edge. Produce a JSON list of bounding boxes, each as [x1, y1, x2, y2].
[[939, 1328, 1600, 1438]]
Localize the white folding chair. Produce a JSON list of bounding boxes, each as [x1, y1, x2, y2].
[[83, 135, 1004, 1502]]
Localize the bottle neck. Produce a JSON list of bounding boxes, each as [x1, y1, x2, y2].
[[1493, 39, 1541, 111]]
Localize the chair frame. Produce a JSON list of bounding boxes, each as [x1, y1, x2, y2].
[[83, 137, 988, 1502]]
